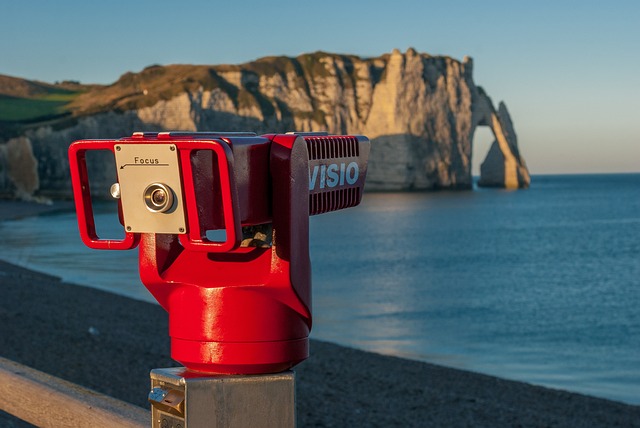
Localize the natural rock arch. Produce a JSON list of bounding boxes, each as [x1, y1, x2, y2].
[[471, 88, 530, 189]]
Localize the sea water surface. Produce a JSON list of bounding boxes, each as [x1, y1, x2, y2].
[[0, 174, 638, 404]]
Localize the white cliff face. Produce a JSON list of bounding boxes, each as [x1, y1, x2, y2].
[[362, 50, 476, 189], [0, 137, 39, 200], [0, 49, 530, 198], [137, 93, 196, 131]]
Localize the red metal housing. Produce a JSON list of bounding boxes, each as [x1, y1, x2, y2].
[[68, 132, 370, 374]]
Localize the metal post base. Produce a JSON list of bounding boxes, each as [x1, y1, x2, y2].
[[149, 368, 295, 428]]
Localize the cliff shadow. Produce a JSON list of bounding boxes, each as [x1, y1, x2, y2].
[[365, 133, 472, 191]]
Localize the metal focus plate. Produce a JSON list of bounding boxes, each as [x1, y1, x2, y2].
[[114, 143, 186, 234]]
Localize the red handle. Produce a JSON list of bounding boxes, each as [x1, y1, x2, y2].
[[177, 140, 241, 252], [68, 140, 139, 250]]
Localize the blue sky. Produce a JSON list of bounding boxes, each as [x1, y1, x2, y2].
[[1, 0, 638, 174]]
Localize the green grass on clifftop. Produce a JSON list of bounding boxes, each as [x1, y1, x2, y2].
[[0, 74, 85, 123], [0, 91, 79, 122]]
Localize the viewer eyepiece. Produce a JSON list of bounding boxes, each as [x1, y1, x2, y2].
[[144, 183, 174, 213]]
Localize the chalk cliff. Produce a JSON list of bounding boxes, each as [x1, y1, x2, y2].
[[0, 49, 529, 198]]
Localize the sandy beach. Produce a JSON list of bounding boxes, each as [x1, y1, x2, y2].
[[0, 200, 638, 427]]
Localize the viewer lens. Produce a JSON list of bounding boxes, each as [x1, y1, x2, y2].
[[144, 183, 174, 213], [151, 189, 166, 206]]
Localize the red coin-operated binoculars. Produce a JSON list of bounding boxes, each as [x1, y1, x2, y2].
[[69, 131, 370, 376]]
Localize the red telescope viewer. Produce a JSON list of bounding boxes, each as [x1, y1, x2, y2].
[[68, 132, 370, 374]]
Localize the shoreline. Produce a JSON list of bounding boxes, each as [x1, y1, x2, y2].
[[0, 199, 75, 221], [1, 200, 639, 427]]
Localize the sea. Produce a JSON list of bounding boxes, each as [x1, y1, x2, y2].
[[0, 173, 638, 405]]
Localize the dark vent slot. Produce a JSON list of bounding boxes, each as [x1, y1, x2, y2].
[[309, 187, 361, 215], [305, 136, 359, 160]]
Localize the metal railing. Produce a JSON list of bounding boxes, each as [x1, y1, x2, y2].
[[0, 356, 148, 428]]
